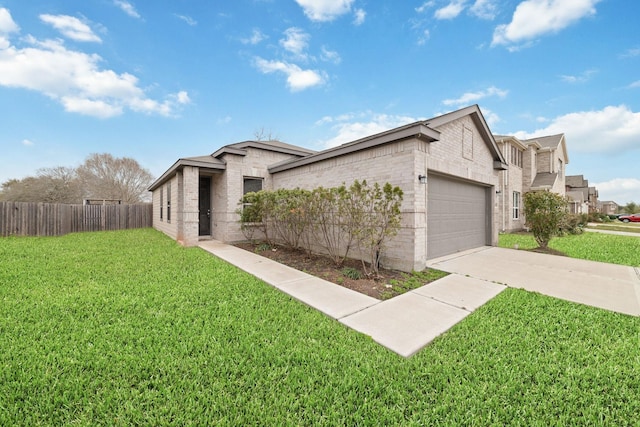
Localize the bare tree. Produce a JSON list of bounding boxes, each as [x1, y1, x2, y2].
[[253, 127, 279, 141], [0, 178, 40, 202], [76, 153, 153, 203], [37, 166, 83, 203], [0, 167, 82, 203]]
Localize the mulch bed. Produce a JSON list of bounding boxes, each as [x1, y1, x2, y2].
[[233, 242, 406, 299]]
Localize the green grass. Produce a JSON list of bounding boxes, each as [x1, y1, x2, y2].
[[499, 231, 640, 266], [2, 229, 640, 425], [381, 269, 450, 300]]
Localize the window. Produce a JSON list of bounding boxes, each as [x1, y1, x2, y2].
[[513, 191, 520, 220], [511, 145, 523, 168], [243, 177, 263, 195], [160, 187, 163, 221], [166, 182, 171, 223], [242, 177, 263, 223], [558, 159, 563, 177]]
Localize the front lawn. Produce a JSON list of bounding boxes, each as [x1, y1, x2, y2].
[[499, 231, 640, 266], [2, 229, 639, 425]]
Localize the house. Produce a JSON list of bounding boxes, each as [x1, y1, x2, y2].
[[565, 175, 590, 214], [149, 104, 508, 272], [565, 174, 599, 213], [493, 133, 569, 231], [598, 201, 619, 215]]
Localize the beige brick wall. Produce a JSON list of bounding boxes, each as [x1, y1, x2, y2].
[[536, 150, 552, 174], [272, 139, 424, 271], [213, 149, 304, 243], [178, 166, 200, 246], [152, 175, 179, 240], [523, 145, 535, 192], [496, 141, 525, 232]]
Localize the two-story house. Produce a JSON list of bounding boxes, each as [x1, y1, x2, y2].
[[494, 133, 568, 232]]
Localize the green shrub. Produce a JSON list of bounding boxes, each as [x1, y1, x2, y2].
[[238, 180, 403, 274], [560, 214, 584, 235], [523, 191, 568, 248]]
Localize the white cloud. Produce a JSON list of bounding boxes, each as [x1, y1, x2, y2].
[[629, 80, 640, 89], [593, 178, 640, 204], [113, 0, 141, 19], [0, 7, 19, 49], [39, 14, 101, 43], [320, 46, 341, 64], [177, 91, 190, 104], [21, 139, 34, 146], [175, 14, 197, 26], [353, 8, 366, 25], [254, 57, 326, 92], [470, 0, 497, 19], [619, 48, 640, 58], [417, 29, 431, 46], [415, 1, 436, 13], [294, 0, 355, 22], [0, 8, 19, 33], [480, 107, 500, 127], [61, 96, 123, 118], [513, 105, 640, 153], [435, 0, 466, 20], [0, 11, 187, 118], [280, 27, 310, 58], [492, 0, 601, 48], [560, 68, 597, 84], [217, 115, 232, 125], [318, 112, 421, 148], [241, 28, 267, 45], [442, 86, 508, 107]]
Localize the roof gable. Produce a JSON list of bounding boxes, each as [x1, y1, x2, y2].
[[524, 133, 569, 164], [270, 104, 507, 173], [427, 104, 507, 168]]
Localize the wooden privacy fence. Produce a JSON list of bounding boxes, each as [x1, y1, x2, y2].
[[0, 202, 153, 237]]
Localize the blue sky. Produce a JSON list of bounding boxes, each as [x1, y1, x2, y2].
[[1, 0, 638, 204]]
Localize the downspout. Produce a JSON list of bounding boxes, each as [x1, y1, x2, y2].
[[501, 170, 505, 232]]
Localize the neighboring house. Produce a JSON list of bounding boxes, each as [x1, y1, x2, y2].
[[494, 133, 569, 232], [565, 175, 590, 214], [565, 174, 599, 213], [598, 200, 619, 215], [149, 104, 508, 272], [588, 186, 599, 213]]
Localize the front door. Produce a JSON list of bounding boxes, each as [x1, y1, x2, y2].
[[199, 177, 211, 236]]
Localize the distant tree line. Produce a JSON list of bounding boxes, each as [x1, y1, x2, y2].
[[0, 153, 153, 204], [621, 202, 638, 214]]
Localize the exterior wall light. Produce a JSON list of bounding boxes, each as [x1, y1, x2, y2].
[[418, 174, 427, 184]]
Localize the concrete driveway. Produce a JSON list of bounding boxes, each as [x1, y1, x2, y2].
[[427, 247, 640, 317]]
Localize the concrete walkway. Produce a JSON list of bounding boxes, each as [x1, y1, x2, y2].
[[199, 241, 640, 358], [427, 247, 640, 317], [198, 240, 505, 358]]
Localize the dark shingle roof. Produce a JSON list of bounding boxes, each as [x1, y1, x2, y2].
[[531, 172, 558, 188], [523, 133, 564, 149], [565, 174, 587, 188]]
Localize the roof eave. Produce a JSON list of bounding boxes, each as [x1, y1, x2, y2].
[[494, 161, 509, 170], [148, 158, 226, 191], [269, 123, 439, 174]]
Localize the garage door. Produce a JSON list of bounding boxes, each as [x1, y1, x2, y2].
[[427, 174, 490, 259]]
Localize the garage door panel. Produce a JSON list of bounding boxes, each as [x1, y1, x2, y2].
[[427, 174, 489, 259]]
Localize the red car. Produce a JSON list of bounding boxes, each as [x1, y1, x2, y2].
[[618, 213, 640, 223]]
